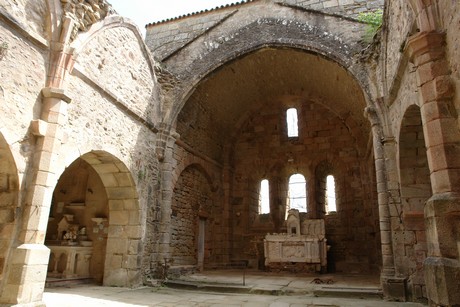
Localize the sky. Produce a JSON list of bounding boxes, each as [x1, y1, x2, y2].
[[108, 0, 239, 37]]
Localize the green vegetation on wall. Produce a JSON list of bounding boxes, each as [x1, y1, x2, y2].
[[358, 9, 383, 42]]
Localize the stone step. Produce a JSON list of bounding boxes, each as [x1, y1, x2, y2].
[[45, 277, 95, 288], [314, 286, 383, 299], [163, 279, 251, 294]]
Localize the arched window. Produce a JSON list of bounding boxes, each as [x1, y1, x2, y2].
[[286, 108, 299, 137], [287, 174, 307, 212], [259, 179, 270, 214], [326, 175, 336, 213]]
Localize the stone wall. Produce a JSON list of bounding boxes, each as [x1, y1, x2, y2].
[[0, 2, 161, 295], [230, 97, 379, 273], [176, 96, 225, 163], [168, 139, 230, 269], [384, 0, 414, 98], [282, 0, 383, 17], [145, 0, 381, 63], [46, 159, 109, 283], [64, 25, 160, 285], [0, 18, 47, 147], [0, 0, 47, 40], [75, 26, 158, 125], [397, 106, 430, 300], [0, 135, 18, 284], [2, 0, 460, 305], [146, 8, 233, 60], [439, 0, 460, 127], [380, 0, 434, 302], [171, 166, 216, 266], [0, 11, 48, 287]]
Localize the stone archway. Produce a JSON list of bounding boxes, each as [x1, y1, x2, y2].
[[0, 133, 19, 289], [45, 151, 141, 287], [172, 45, 378, 274], [398, 105, 431, 302], [171, 164, 219, 271]]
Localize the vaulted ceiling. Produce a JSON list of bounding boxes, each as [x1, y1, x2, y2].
[[177, 47, 370, 161]]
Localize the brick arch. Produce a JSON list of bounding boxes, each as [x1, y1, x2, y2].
[[0, 132, 19, 288], [50, 150, 141, 287]]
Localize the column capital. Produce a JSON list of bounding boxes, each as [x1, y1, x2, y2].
[[364, 106, 381, 127], [41, 87, 72, 104], [405, 31, 445, 66]]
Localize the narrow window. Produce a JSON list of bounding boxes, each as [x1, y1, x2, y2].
[[259, 179, 270, 214], [326, 175, 337, 213], [286, 108, 299, 137], [288, 174, 307, 212]]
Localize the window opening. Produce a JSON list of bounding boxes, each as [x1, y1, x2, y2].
[[326, 175, 337, 213], [287, 174, 307, 212], [286, 108, 299, 137], [259, 179, 270, 214]]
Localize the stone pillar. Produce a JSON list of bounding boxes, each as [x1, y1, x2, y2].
[[221, 144, 233, 263], [406, 31, 460, 306], [0, 88, 71, 305], [155, 125, 178, 267], [365, 107, 403, 300]]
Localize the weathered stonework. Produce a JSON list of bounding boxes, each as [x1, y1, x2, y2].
[[60, 0, 114, 40], [0, 0, 459, 306]]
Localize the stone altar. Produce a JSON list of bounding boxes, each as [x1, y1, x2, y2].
[[46, 214, 94, 279], [47, 245, 93, 279], [264, 210, 327, 272]]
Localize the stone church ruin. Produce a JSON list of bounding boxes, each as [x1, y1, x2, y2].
[[0, 0, 459, 306]]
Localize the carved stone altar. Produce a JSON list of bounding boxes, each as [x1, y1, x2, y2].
[[48, 245, 93, 278], [46, 213, 95, 279], [264, 209, 328, 272]]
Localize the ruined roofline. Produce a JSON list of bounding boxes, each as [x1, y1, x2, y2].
[[145, 0, 255, 28], [145, 0, 381, 29]]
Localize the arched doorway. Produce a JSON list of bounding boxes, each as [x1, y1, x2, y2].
[[174, 47, 378, 274], [398, 105, 431, 301], [171, 164, 218, 271], [45, 151, 140, 286], [0, 133, 19, 289]]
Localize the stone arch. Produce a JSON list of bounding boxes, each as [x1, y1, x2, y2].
[[0, 132, 19, 289], [397, 104, 431, 301], [286, 173, 308, 213], [407, 0, 440, 32], [315, 160, 337, 218], [69, 15, 160, 124], [45, 150, 141, 287], [167, 16, 373, 126], [172, 161, 217, 194], [171, 164, 220, 269], [71, 16, 156, 76]]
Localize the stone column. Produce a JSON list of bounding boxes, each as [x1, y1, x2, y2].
[[155, 125, 178, 270], [221, 143, 233, 263], [364, 107, 401, 300], [406, 31, 460, 306], [0, 88, 71, 305]]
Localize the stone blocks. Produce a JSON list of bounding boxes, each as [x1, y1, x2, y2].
[[424, 257, 460, 306], [0, 244, 49, 305]]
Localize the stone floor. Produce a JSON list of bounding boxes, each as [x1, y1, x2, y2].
[[43, 270, 426, 307]]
